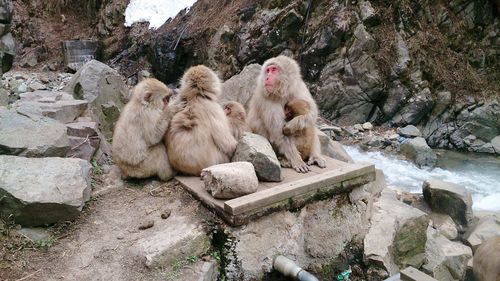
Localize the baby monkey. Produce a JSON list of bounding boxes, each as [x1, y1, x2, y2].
[[283, 99, 314, 162], [223, 101, 251, 140]]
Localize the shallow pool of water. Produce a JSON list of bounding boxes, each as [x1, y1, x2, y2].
[[344, 146, 500, 211]]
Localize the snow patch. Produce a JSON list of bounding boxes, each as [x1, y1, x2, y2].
[[124, 0, 197, 29]]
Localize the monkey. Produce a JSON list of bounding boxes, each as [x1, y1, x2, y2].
[[283, 99, 315, 161], [112, 78, 182, 181], [473, 236, 500, 281], [223, 101, 251, 140], [247, 55, 326, 173], [166, 65, 238, 176]]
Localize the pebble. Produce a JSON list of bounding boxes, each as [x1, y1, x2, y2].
[[138, 220, 155, 230]]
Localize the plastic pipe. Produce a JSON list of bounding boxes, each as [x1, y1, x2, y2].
[[273, 255, 319, 281]]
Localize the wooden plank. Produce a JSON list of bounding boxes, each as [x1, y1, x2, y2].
[[224, 163, 375, 215], [400, 267, 438, 281]]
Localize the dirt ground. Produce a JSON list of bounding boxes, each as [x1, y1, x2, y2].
[[0, 166, 217, 281]]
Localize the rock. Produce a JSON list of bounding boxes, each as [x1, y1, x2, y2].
[[422, 227, 472, 281], [491, 135, 500, 154], [382, 81, 410, 120], [61, 40, 99, 72], [0, 155, 91, 226], [361, 135, 385, 148], [394, 32, 411, 75], [220, 64, 261, 109], [227, 196, 370, 280], [464, 213, 500, 251], [138, 220, 154, 230], [64, 60, 126, 138], [178, 260, 219, 281], [66, 121, 98, 138], [453, 101, 500, 144], [201, 162, 258, 199], [67, 136, 99, 161], [364, 188, 429, 275], [0, 32, 15, 74], [132, 216, 210, 268], [231, 133, 282, 182], [359, 0, 380, 26], [16, 228, 52, 242], [391, 88, 434, 126], [430, 213, 458, 240], [348, 24, 376, 60], [13, 90, 88, 123], [137, 70, 151, 82], [362, 122, 373, 130], [398, 125, 422, 138], [0, 108, 70, 157], [400, 137, 437, 167], [423, 180, 473, 228], [317, 129, 354, 163]]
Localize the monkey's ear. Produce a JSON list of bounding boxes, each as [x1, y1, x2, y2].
[[143, 91, 153, 103]]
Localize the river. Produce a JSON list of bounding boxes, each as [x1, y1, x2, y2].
[[344, 146, 500, 212]]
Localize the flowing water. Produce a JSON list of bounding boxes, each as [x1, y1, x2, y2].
[[344, 146, 500, 211]]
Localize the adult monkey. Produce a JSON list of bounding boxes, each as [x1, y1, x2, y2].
[[247, 55, 326, 173], [112, 78, 181, 181], [166, 65, 238, 176]]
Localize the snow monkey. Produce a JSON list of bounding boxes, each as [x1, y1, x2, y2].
[[166, 65, 238, 176], [247, 55, 326, 173], [223, 101, 251, 140], [473, 236, 500, 281], [112, 78, 181, 181], [283, 99, 315, 162]]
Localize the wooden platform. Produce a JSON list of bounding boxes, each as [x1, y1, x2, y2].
[[176, 157, 376, 226]]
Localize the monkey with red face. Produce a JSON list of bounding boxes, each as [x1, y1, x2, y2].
[[248, 55, 326, 173]]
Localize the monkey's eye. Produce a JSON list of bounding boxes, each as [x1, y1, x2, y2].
[[163, 96, 170, 104]]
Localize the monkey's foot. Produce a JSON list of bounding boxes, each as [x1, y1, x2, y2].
[[308, 156, 326, 168], [292, 159, 310, 173], [279, 158, 292, 168]]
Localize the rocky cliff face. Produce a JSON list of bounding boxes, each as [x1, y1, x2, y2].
[[110, 0, 499, 154]]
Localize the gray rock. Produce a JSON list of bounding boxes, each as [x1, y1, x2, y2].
[[400, 137, 437, 167], [464, 213, 500, 251], [227, 196, 370, 280], [132, 215, 210, 268], [423, 227, 472, 281], [359, 0, 380, 26], [394, 32, 410, 75], [317, 129, 354, 163], [362, 122, 373, 130], [0, 0, 13, 23], [348, 24, 376, 60], [220, 64, 261, 109], [0, 155, 91, 226], [364, 188, 429, 275], [491, 135, 500, 154], [391, 88, 434, 126], [137, 70, 151, 82], [13, 91, 88, 124], [16, 228, 52, 242], [454, 101, 500, 143], [231, 133, 282, 182], [0, 32, 15, 73], [382, 81, 410, 119], [361, 135, 385, 148], [66, 121, 98, 138], [67, 136, 99, 161], [0, 108, 70, 157], [201, 162, 258, 199], [423, 179, 473, 227], [64, 60, 126, 138], [430, 213, 458, 240], [398, 125, 422, 138]]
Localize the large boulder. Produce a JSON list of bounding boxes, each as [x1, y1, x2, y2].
[[422, 227, 473, 281], [220, 64, 261, 109], [0, 155, 91, 226], [464, 213, 500, 251], [64, 60, 127, 138], [317, 129, 354, 163], [231, 133, 282, 182], [491, 135, 500, 154], [423, 180, 473, 228], [364, 188, 429, 275], [12, 90, 88, 123], [400, 137, 437, 168], [201, 162, 258, 199], [397, 125, 422, 138], [0, 0, 14, 75], [0, 107, 70, 157]]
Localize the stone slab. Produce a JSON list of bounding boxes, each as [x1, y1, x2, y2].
[[176, 156, 375, 226]]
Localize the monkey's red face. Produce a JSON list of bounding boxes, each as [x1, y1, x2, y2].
[[264, 64, 279, 92]]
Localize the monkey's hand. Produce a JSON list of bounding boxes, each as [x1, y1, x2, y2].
[[293, 159, 311, 173], [308, 155, 326, 168]]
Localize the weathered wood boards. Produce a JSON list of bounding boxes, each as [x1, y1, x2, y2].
[[176, 156, 375, 226]]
